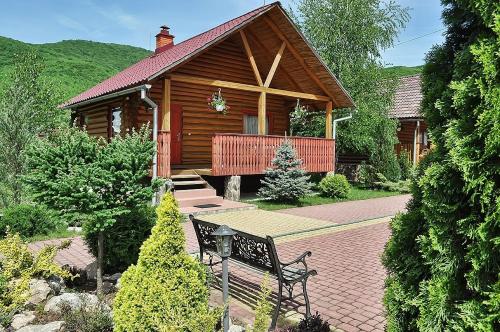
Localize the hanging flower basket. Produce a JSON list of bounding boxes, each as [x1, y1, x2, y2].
[[207, 88, 230, 115]]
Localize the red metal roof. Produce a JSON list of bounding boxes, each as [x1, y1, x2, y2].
[[63, 3, 276, 108], [389, 74, 423, 119]]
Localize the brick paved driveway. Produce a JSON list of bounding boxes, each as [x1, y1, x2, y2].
[[191, 194, 410, 331], [30, 194, 410, 331]]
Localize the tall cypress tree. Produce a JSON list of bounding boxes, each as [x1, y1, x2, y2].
[[383, 1, 499, 331]]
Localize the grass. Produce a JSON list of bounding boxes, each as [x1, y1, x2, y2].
[[243, 186, 402, 211], [27, 228, 80, 243]]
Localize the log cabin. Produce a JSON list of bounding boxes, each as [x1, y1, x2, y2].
[[61, 1, 354, 204], [389, 74, 430, 165]]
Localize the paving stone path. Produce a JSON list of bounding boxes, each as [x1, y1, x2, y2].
[[29, 194, 410, 332], [188, 194, 410, 331]]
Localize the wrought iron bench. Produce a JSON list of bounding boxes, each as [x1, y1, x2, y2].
[[190, 215, 317, 330]]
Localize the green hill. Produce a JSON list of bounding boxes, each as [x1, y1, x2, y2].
[[382, 65, 423, 78], [0, 36, 151, 100]]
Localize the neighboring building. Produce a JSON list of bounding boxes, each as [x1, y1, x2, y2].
[[389, 74, 429, 165], [61, 1, 354, 203]]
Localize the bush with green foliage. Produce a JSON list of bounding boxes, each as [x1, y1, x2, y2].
[[397, 151, 413, 180], [113, 192, 220, 332], [357, 162, 377, 188], [249, 274, 273, 332], [277, 312, 330, 332], [318, 174, 350, 198], [258, 140, 313, 203], [25, 125, 158, 294], [59, 296, 113, 332], [84, 206, 156, 272], [0, 204, 62, 238], [372, 173, 410, 193], [383, 1, 500, 331], [0, 231, 73, 327]]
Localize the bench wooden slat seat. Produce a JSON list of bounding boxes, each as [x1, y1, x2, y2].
[[190, 215, 317, 330]]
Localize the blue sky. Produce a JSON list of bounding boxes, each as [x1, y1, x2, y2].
[[0, 0, 445, 67]]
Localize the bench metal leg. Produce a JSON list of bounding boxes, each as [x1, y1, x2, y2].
[[302, 278, 311, 318], [270, 281, 283, 331]]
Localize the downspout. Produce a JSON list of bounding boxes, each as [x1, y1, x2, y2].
[[332, 111, 354, 174], [333, 113, 353, 140], [413, 120, 420, 166], [140, 85, 159, 204]]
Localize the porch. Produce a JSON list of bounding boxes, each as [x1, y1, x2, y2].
[[157, 131, 335, 178]]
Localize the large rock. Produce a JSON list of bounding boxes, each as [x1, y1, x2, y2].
[[44, 293, 109, 314], [224, 175, 241, 201], [27, 279, 52, 305], [229, 325, 245, 332], [16, 321, 64, 332], [84, 261, 97, 280], [11, 311, 36, 330], [103, 273, 121, 283]]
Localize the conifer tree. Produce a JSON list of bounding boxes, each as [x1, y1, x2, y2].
[[383, 1, 499, 331], [258, 140, 312, 202], [113, 192, 220, 332]]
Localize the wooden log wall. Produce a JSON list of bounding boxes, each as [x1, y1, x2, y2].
[[138, 37, 293, 166]]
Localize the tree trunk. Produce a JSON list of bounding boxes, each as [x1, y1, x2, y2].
[[96, 231, 104, 295]]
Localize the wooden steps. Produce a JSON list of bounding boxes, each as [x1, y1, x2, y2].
[[171, 171, 224, 208]]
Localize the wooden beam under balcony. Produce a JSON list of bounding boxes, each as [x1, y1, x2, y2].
[[169, 74, 330, 102]]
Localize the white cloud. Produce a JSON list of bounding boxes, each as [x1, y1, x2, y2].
[[56, 15, 90, 33], [84, 1, 141, 30]]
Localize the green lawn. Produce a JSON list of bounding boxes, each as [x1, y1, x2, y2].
[[243, 187, 402, 211], [27, 229, 80, 243]]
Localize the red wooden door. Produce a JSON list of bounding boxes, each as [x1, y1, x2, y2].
[[170, 104, 182, 165]]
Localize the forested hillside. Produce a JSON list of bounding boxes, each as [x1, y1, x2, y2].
[[0, 36, 150, 100]]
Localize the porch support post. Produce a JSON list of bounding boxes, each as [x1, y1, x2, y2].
[[258, 92, 266, 135], [162, 78, 171, 131], [325, 101, 333, 139], [413, 120, 420, 166]]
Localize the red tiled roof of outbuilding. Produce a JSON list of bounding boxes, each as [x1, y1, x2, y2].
[[389, 74, 423, 119], [62, 2, 276, 108]]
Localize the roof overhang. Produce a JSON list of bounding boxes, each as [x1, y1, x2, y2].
[[61, 84, 152, 110]]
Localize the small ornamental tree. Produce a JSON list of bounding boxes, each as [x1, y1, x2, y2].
[[258, 140, 313, 203], [24, 125, 157, 294], [113, 192, 220, 332]]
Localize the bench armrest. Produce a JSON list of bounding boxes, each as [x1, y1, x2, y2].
[[280, 251, 312, 268]]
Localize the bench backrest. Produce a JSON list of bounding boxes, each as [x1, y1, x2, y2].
[[191, 217, 281, 276]]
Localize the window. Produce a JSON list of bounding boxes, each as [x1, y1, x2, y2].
[[244, 115, 268, 135], [111, 107, 122, 136]]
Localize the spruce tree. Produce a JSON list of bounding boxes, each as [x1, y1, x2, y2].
[[383, 1, 499, 331], [258, 140, 312, 203]]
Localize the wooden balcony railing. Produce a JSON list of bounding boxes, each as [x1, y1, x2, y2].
[[212, 133, 335, 176], [157, 131, 171, 178]]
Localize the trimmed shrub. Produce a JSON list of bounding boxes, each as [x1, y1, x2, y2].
[[0, 204, 62, 238], [84, 206, 156, 273], [113, 192, 220, 332], [258, 140, 313, 203], [318, 174, 350, 198]]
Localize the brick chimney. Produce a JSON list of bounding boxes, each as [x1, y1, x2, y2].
[[155, 25, 174, 53]]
